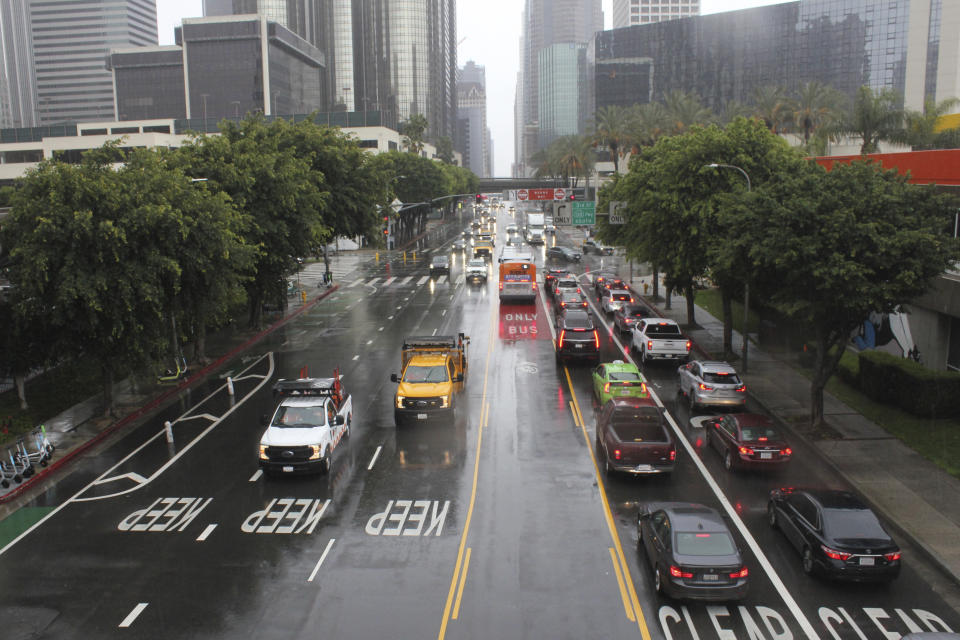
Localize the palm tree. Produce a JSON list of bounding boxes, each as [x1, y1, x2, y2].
[[834, 86, 904, 154], [548, 135, 594, 186], [718, 100, 753, 125], [792, 81, 845, 144], [591, 104, 633, 174], [900, 96, 960, 150], [628, 102, 670, 149], [751, 85, 792, 133], [661, 90, 715, 134]]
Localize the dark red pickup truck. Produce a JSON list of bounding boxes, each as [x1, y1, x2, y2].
[[595, 398, 676, 476]]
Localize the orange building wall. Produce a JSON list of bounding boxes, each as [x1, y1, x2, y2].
[[814, 149, 960, 186]]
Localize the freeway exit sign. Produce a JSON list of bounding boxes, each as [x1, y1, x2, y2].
[[571, 201, 595, 225]]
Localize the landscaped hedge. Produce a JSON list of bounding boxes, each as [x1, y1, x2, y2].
[[857, 349, 960, 418], [835, 349, 859, 387]]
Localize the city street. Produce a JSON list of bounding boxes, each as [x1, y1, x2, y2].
[[1, 209, 958, 640]]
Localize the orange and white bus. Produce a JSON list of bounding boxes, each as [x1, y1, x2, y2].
[[499, 258, 537, 303]]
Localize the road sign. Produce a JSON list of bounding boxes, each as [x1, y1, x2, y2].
[[572, 201, 595, 225], [552, 202, 572, 225], [609, 201, 626, 225], [517, 189, 528, 201], [553, 188, 567, 200]]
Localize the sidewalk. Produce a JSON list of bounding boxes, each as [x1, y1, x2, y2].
[[632, 281, 960, 590]]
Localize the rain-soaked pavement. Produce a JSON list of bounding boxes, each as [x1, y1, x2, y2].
[[1, 209, 959, 639]]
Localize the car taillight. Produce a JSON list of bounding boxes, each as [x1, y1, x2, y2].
[[736, 384, 746, 393], [647, 340, 653, 350], [630, 297, 635, 303], [640, 382, 647, 394], [781, 447, 792, 456], [625, 318, 633, 323], [669, 565, 693, 579], [685, 340, 692, 351], [729, 566, 749, 579], [739, 446, 754, 455], [669, 449, 676, 461], [594, 330, 600, 348], [558, 330, 565, 348], [698, 383, 713, 391], [821, 545, 852, 561], [884, 551, 902, 562], [499, 282, 503, 290], [613, 449, 621, 460], [604, 382, 610, 393]]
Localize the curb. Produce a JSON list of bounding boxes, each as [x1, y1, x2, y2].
[[0, 284, 340, 505], [635, 289, 960, 589]]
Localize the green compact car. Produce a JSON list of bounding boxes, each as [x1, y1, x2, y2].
[[592, 360, 649, 405]]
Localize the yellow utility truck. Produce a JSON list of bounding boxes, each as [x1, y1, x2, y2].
[[390, 334, 469, 425]]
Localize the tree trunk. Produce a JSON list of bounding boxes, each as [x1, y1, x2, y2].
[[102, 365, 115, 417], [195, 323, 208, 365], [685, 286, 696, 326], [721, 290, 733, 357], [809, 331, 845, 427], [652, 266, 659, 298], [15, 374, 27, 410]]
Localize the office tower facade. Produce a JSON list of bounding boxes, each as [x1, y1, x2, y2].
[[108, 15, 324, 122], [0, 0, 37, 128], [538, 43, 588, 149], [612, 0, 700, 28], [516, 0, 602, 176], [456, 61, 491, 176], [594, 0, 958, 115], [31, 0, 157, 125]]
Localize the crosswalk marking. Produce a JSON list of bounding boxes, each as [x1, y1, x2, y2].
[[366, 278, 379, 287], [435, 275, 447, 284], [399, 276, 412, 285], [349, 278, 364, 288], [417, 276, 429, 285], [383, 277, 396, 286]]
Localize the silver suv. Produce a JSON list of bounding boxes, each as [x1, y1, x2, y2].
[[677, 360, 746, 412]]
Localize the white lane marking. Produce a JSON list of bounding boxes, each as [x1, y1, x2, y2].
[[349, 278, 364, 287], [352, 354, 359, 361], [119, 603, 149, 628], [248, 469, 263, 482], [432, 328, 438, 335], [378, 326, 384, 332], [366, 278, 380, 286], [441, 309, 446, 316], [388, 315, 394, 320], [308, 538, 336, 582], [196, 524, 217, 541], [384, 277, 396, 286], [590, 306, 822, 640], [367, 446, 383, 470], [92, 472, 148, 487], [399, 276, 412, 285], [366, 339, 373, 345], [417, 276, 429, 285], [436, 275, 447, 284]]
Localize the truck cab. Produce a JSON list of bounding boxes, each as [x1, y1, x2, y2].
[[391, 334, 469, 425], [258, 374, 352, 475]]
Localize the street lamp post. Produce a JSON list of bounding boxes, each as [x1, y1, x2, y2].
[[706, 163, 752, 372]]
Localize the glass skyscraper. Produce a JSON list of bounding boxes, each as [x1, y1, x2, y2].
[[538, 43, 588, 149], [0, 0, 37, 128], [594, 0, 957, 116]]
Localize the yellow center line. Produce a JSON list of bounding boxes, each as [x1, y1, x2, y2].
[[564, 367, 651, 640], [438, 299, 498, 639], [609, 547, 636, 622], [452, 547, 473, 619]]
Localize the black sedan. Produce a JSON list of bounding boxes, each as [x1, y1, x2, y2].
[[637, 502, 749, 601], [546, 245, 582, 262], [614, 304, 648, 335], [768, 487, 901, 582]]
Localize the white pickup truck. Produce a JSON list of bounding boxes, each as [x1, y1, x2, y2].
[[258, 373, 352, 475], [630, 318, 691, 365]]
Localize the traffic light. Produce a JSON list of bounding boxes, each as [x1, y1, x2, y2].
[[475, 194, 482, 204], [568, 192, 575, 201]]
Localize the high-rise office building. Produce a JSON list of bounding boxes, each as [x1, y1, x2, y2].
[[31, 0, 157, 125], [456, 61, 491, 176], [538, 43, 588, 149], [516, 0, 602, 176], [612, 0, 699, 28], [595, 0, 959, 115], [0, 0, 37, 128]]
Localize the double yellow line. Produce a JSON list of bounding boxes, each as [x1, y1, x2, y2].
[[437, 303, 496, 639], [565, 367, 652, 639]]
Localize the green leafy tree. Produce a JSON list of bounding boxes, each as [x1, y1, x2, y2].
[[592, 104, 633, 174], [368, 151, 449, 242], [900, 96, 960, 150], [742, 160, 958, 426], [661, 90, 715, 134], [435, 136, 456, 164], [401, 113, 429, 154]]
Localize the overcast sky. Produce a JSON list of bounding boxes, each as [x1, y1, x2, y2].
[[157, 0, 791, 175]]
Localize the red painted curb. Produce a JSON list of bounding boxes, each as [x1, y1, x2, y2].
[[0, 285, 340, 504]]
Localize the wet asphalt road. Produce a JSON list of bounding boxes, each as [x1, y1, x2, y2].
[[1, 209, 959, 639]]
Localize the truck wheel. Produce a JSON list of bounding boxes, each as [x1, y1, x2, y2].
[[320, 448, 331, 474], [394, 409, 403, 427], [345, 414, 352, 438]]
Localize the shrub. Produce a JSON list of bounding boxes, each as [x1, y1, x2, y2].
[[858, 350, 960, 418]]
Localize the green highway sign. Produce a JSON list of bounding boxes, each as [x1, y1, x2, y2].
[[572, 201, 595, 225]]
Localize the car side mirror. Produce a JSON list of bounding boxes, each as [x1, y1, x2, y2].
[[390, 373, 399, 383], [334, 415, 345, 425]]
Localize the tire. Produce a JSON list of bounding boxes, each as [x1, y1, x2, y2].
[[767, 502, 778, 529], [1, 480, 8, 489], [319, 448, 331, 475], [654, 566, 665, 595], [802, 547, 816, 576], [724, 451, 734, 471], [345, 414, 352, 438]]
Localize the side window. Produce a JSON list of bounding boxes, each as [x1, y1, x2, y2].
[[326, 403, 336, 424], [596, 365, 605, 378], [693, 363, 702, 378], [788, 494, 818, 527], [721, 416, 737, 437], [448, 360, 455, 380], [651, 512, 667, 539]]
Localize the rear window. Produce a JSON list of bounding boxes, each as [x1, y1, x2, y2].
[[612, 293, 631, 301], [675, 531, 736, 556], [646, 323, 682, 337], [562, 313, 593, 329], [703, 371, 741, 384], [739, 427, 779, 442], [609, 371, 641, 381], [611, 407, 664, 440], [557, 280, 578, 289]]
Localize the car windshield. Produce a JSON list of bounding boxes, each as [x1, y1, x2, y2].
[[646, 324, 681, 336], [403, 365, 449, 383], [272, 404, 326, 427], [675, 531, 737, 556], [469, 260, 485, 267], [739, 426, 779, 442], [822, 509, 889, 539], [703, 371, 741, 384], [609, 371, 641, 381]]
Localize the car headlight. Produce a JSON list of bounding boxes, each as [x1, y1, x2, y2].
[[308, 445, 322, 460], [259, 445, 268, 460], [396, 394, 405, 409], [440, 394, 451, 408]]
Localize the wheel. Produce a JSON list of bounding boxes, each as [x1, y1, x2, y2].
[[1, 480, 8, 489], [802, 547, 816, 575], [767, 502, 778, 529], [345, 414, 352, 438], [654, 566, 665, 594], [724, 451, 734, 471], [319, 448, 331, 474]]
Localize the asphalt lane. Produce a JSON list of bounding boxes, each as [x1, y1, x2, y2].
[[1, 209, 959, 639]]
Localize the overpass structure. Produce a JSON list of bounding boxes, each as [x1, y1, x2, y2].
[[476, 177, 566, 194]]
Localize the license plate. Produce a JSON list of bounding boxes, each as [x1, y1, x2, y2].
[[417, 413, 428, 420], [634, 464, 653, 472], [620, 390, 632, 396], [575, 344, 583, 349], [282, 466, 294, 473], [760, 452, 772, 460], [702, 574, 719, 581], [860, 557, 875, 566]]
